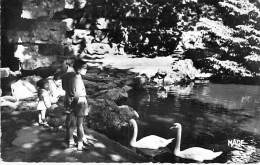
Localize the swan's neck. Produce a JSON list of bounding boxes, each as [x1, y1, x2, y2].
[[174, 126, 182, 154], [130, 121, 138, 146]]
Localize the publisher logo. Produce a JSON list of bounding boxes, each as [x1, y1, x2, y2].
[[228, 139, 245, 148]]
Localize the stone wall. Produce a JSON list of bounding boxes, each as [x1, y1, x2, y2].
[[2, 0, 92, 70], [2, 0, 68, 70]]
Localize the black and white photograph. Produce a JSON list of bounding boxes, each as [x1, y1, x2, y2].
[[1, 0, 260, 163]]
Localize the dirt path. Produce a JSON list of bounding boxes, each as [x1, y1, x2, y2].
[[1, 104, 147, 162]]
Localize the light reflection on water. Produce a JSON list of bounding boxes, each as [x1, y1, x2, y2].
[[126, 83, 260, 163]]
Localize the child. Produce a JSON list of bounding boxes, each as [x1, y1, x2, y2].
[[61, 59, 90, 151], [35, 79, 52, 126]]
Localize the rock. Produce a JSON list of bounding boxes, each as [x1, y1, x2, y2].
[[33, 21, 67, 43], [165, 72, 191, 85], [8, 21, 66, 44], [73, 29, 93, 43], [14, 44, 38, 64], [87, 98, 138, 131], [62, 18, 74, 31], [151, 59, 200, 85], [75, 0, 87, 9], [85, 43, 112, 55], [172, 59, 200, 80], [97, 82, 118, 90], [0, 68, 11, 78], [65, 0, 75, 9], [132, 74, 150, 89], [21, 66, 58, 78], [15, 44, 59, 69], [47, 78, 65, 102], [0, 96, 18, 102], [96, 18, 110, 30], [38, 44, 65, 56], [11, 80, 37, 100], [21, 0, 65, 19], [0, 96, 19, 109], [95, 86, 131, 103]]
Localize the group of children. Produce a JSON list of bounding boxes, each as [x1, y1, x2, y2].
[[35, 58, 90, 151], [35, 76, 63, 126]]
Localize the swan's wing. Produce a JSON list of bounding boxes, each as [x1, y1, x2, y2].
[[135, 135, 171, 149], [144, 135, 172, 145], [180, 147, 220, 161], [166, 138, 175, 143]]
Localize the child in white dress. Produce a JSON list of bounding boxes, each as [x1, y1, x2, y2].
[[36, 79, 52, 126]]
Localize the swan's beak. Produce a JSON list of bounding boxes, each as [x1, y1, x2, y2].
[[133, 110, 140, 118], [169, 126, 175, 129]]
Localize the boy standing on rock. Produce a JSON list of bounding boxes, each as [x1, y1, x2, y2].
[[61, 58, 89, 151]]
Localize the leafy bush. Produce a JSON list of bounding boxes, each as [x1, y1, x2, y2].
[[180, 0, 260, 78]]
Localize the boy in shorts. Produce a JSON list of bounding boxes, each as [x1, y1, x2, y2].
[[61, 59, 89, 151]]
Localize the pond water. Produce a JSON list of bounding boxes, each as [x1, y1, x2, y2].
[[122, 82, 260, 163]]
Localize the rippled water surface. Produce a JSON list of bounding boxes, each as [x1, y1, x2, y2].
[[125, 83, 260, 163]]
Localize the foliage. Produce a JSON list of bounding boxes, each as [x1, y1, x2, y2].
[[87, 98, 138, 131], [68, 0, 259, 79], [3, 0, 260, 81], [181, 0, 260, 78], [72, 0, 188, 57]]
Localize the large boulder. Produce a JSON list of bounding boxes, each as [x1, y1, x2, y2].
[[14, 44, 58, 70], [0, 68, 12, 78], [7, 21, 66, 44], [152, 59, 201, 85], [11, 79, 37, 100], [87, 98, 139, 132], [94, 86, 132, 104], [171, 59, 201, 80], [21, 0, 65, 19], [85, 43, 112, 55], [38, 44, 64, 56], [0, 96, 19, 109]]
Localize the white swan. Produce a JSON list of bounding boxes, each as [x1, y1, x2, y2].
[[170, 123, 223, 162], [129, 119, 174, 150]]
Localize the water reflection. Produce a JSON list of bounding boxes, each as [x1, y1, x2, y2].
[[127, 83, 260, 163], [157, 87, 168, 99], [167, 83, 194, 98]]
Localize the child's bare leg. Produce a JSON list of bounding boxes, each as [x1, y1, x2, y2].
[[76, 116, 84, 150], [41, 109, 46, 122], [65, 113, 76, 147], [76, 117, 84, 142], [38, 111, 42, 123]]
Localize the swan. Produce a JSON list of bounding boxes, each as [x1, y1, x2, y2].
[[170, 123, 223, 162], [129, 119, 174, 150]]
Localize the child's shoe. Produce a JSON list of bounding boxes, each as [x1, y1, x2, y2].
[[61, 139, 74, 149], [33, 122, 40, 126], [68, 139, 75, 148], [77, 141, 88, 151], [41, 121, 49, 127]]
